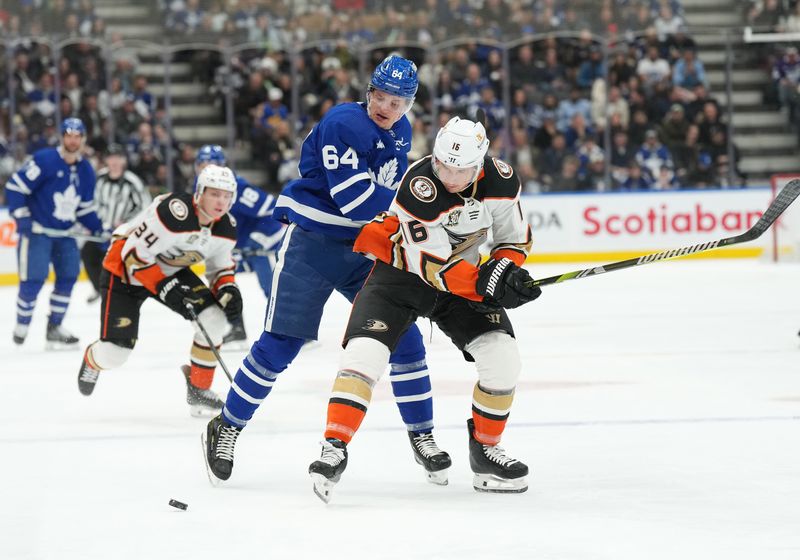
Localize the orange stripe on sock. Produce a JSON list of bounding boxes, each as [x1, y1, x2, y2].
[[190, 363, 214, 390], [472, 413, 507, 446], [324, 402, 367, 444]]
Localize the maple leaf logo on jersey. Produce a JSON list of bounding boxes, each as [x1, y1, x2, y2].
[[368, 158, 400, 190], [52, 185, 81, 222]]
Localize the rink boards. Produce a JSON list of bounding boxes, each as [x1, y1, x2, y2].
[[0, 187, 776, 285]]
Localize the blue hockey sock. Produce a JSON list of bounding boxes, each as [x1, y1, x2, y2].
[[389, 359, 434, 433], [222, 331, 304, 428], [16, 297, 35, 326], [48, 291, 72, 326]]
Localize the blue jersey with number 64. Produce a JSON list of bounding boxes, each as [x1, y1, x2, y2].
[[273, 102, 412, 240]]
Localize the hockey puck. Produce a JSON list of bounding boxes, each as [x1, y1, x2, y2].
[[168, 499, 188, 511]]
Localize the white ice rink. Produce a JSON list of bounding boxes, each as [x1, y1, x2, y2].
[[2, 258, 799, 560]]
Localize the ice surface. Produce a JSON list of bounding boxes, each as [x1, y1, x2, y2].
[[2, 259, 799, 560]]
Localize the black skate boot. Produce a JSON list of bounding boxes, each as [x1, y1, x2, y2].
[[12, 323, 28, 346], [77, 348, 101, 396], [181, 365, 225, 417], [309, 438, 348, 503], [201, 413, 242, 485], [222, 317, 247, 349], [45, 322, 79, 350], [86, 291, 101, 304], [408, 431, 451, 485], [467, 418, 529, 493]]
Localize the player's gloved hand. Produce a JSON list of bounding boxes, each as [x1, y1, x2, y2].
[[216, 284, 243, 321], [14, 217, 32, 236], [156, 276, 201, 320], [476, 258, 542, 309]]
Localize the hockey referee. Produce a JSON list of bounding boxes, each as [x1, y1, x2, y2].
[[82, 143, 151, 302]]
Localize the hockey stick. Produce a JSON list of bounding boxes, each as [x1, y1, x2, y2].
[[525, 179, 800, 288], [184, 301, 234, 383], [233, 247, 275, 258], [31, 223, 109, 243]]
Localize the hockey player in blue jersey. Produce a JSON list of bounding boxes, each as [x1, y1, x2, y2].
[[6, 118, 105, 348], [194, 144, 285, 345], [203, 55, 452, 486]]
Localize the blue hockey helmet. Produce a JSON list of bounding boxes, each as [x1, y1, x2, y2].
[[369, 55, 418, 99], [196, 144, 226, 166], [60, 117, 86, 136]]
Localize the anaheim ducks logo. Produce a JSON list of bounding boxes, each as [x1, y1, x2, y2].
[[114, 317, 133, 328], [492, 158, 513, 179], [409, 176, 437, 203], [362, 319, 389, 332], [169, 198, 189, 220]]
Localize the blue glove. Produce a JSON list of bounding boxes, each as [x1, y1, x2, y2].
[[15, 217, 32, 236]]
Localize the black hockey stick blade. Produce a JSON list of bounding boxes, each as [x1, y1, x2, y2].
[[525, 178, 800, 288], [475, 107, 488, 128]]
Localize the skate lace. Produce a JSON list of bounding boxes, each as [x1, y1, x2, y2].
[[215, 425, 240, 462], [319, 440, 346, 467], [412, 432, 444, 459], [483, 444, 518, 467]]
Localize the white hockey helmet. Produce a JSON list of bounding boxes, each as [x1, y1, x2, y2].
[[432, 117, 489, 183], [195, 164, 237, 210]]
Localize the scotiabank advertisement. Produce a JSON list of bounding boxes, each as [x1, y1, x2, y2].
[[519, 188, 774, 261], [0, 188, 778, 284]]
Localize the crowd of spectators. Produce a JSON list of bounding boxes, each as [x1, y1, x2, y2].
[[742, 1, 800, 136], [217, 0, 741, 191], [1, 0, 748, 200]]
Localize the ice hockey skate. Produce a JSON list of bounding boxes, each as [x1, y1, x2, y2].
[[45, 322, 79, 350], [467, 418, 528, 493], [408, 431, 451, 485], [201, 413, 241, 486], [77, 349, 101, 396], [308, 438, 348, 503], [221, 318, 248, 350], [12, 323, 28, 346], [181, 365, 225, 417]]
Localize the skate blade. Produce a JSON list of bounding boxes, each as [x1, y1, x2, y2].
[[425, 468, 449, 486], [45, 341, 80, 351], [472, 473, 528, 493], [310, 472, 337, 504], [200, 432, 225, 487], [414, 456, 450, 486], [189, 404, 223, 418]]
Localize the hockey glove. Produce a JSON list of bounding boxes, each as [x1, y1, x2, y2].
[[216, 284, 243, 321], [14, 216, 32, 236], [476, 258, 542, 309], [156, 276, 202, 320]]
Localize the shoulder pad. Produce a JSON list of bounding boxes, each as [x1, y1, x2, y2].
[[321, 104, 374, 151], [212, 213, 237, 240], [155, 192, 200, 232], [394, 157, 463, 222], [476, 157, 520, 201]]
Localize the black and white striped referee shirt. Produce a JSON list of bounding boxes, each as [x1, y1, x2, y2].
[[93, 168, 152, 228]]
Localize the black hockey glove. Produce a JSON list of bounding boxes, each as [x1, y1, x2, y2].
[[476, 258, 542, 309], [216, 284, 243, 321], [156, 276, 201, 320]]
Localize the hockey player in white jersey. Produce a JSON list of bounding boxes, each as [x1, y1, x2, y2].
[[203, 55, 451, 486], [6, 118, 105, 348], [75, 164, 243, 417], [309, 117, 542, 501]]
